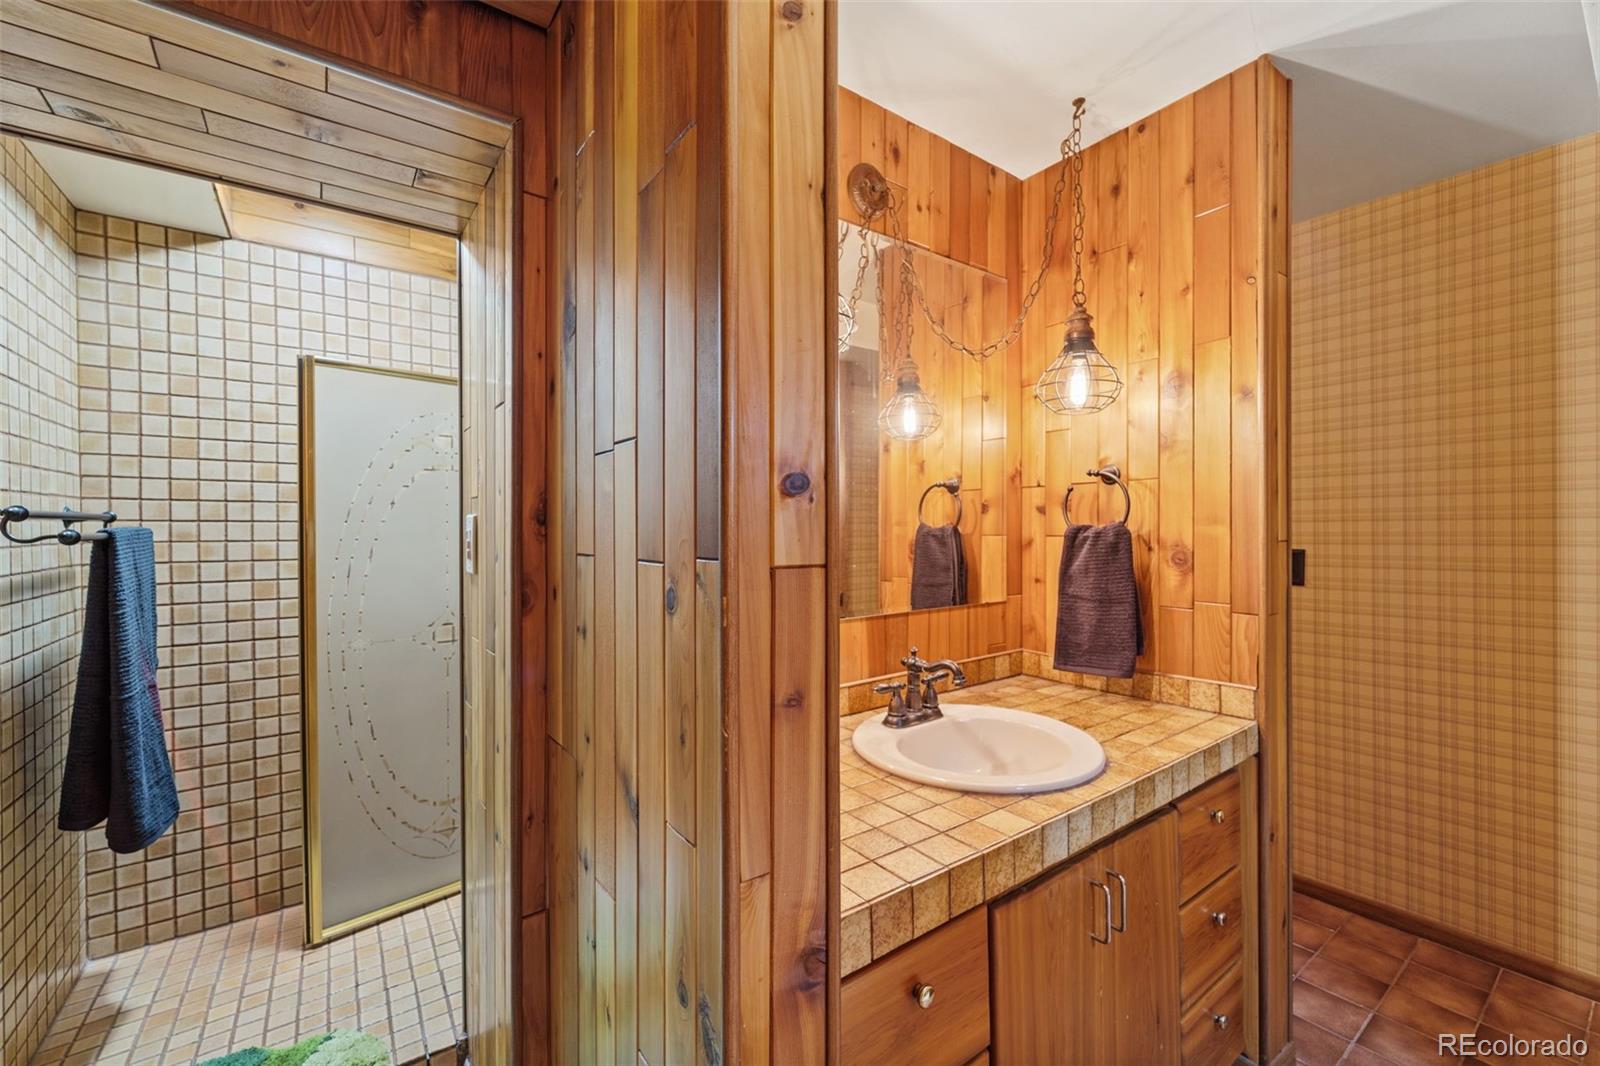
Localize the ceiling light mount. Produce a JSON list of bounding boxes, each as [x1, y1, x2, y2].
[[847, 162, 893, 219]]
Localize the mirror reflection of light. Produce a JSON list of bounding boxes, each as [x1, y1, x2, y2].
[[1068, 360, 1091, 410]]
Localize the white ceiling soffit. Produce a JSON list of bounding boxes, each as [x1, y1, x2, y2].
[[24, 139, 231, 237], [839, 1, 1600, 221]]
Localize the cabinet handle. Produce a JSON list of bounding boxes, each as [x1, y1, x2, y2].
[[1210, 808, 1226, 825], [1211, 911, 1228, 928], [1107, 870, 1128, 933], [913, 983, 935, 1010], [1213, 1013, 1230, 1031], [1090, 880, 1112, 944]]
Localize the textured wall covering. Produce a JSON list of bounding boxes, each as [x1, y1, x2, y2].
[[72, 209, 458, 958], [0, 135, 83, 1066], [1291, 134, 1600, 980]]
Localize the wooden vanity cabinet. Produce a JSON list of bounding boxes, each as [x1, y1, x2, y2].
[[1175, 768, 1247, 1066], [990, 811, 1181, 1066]]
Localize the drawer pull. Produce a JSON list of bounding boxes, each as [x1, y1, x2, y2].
[[1210, 808, 1226, 824], [913, 983, 936, 1009], [1213, 1013, 1230, 1031], [1211, 911, 1228, 928]]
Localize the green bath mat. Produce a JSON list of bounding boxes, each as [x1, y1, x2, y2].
[[197, 1029, 389, 1066]]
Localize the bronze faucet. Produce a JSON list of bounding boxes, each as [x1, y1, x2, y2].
[[872, 647, 968, 728]]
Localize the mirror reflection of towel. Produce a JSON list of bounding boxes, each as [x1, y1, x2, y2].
[[58, 527, 180, 853], [911, 522, 967, 609], [1053, 522, 1144, 679]]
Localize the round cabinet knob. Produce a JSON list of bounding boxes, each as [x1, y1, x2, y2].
[[1210, 808, 1226, 825], [1211, 911, 1229, 928], [913, 983, 936, 1010], [1213, 1013, 1230, 1031]]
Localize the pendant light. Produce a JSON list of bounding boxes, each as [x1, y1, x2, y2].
[[1035, 98, 1122, 415], [876, 244, 940, 441]]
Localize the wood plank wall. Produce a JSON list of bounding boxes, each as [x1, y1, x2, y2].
[[544, 2, 728, 1064], [727, 1, 834, 1062], [836, 87, 1023, 684], [1017, 66, 1269, 688], [171, 4, 550, 1062], [218, 185, 460, 280]]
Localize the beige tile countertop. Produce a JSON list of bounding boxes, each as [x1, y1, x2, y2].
[[839, 674, 1259, 976]]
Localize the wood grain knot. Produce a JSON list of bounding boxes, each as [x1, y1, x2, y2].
[[1169, 545, 1193, 574], [780, 0, 806, 22], [801, 939, 828, 986], [781, 689, 805, 710], [665, 583, 679, 614], [697, 995, 724, 1066], [780, 471, 811, 497]]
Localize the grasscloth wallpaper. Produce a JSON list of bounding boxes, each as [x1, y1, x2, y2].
[[1291, 134, 1600, 980]]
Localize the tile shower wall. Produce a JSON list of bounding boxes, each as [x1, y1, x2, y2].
[[1291, 134, 1599, 980], [72, 210, 459, 958], [0, 136, 83, 1065]]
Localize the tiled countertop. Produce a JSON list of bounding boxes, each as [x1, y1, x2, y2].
[[839, 674, 1259, 976]]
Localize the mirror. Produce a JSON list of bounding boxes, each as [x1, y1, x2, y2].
[[838, 222, 1010, 619]]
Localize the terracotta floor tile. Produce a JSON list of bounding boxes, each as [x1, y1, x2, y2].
[[1359, 1014, 1460, 1065], [1292, 945, 1316, 976], [1482, 990, 1586, 1047], [1294, 892, 1352, 931], [1378, 984, 1476, 1041], [1493, 970, 1594, 1030], [1396, 962, 1490, 1021], [1342, 1044, 1398, 1066], [1293, 1016, 1352, 1066], [1342, 915, 1420, 960], [1293, 979, 1374, 1040], [1410, 940, 1500, 992], [1321, 931, 1408, 984], [1293, 916, 1337, 951], [1301, 955, 1391, 1010]]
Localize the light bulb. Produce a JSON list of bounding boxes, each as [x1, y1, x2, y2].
[[899, 398, 920, 437], [1067, 359, 1091, 409]]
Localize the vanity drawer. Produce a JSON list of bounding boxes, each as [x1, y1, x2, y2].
[[1181, 961, 1245, 1066], [1180, 867, 1243, 1005], [1175, 769, 1241, 900], [841, 907, 990, 1066]]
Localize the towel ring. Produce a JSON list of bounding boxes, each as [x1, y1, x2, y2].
[[917, 477, 963, 528], [1062, 466, 1131, 525]]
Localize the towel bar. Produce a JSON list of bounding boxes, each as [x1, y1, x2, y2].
[[1062, 466, 1131, 525], [917, 477, 963, 527], [1, 505, 116, 545]]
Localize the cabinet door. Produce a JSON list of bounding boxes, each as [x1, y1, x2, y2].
[[1104, 811, 1182, 1065], [990, 848, 1114, 1064]]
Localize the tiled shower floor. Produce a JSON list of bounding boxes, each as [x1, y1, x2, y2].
[[30, 897, 462, 1066]]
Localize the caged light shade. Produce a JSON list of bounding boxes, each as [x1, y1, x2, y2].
[[1034, 306, 1122, 414], [877, 361, 942, 441]]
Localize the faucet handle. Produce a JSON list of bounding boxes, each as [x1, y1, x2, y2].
[[901, 646, 927, 670], [872, 681, 906, 695]]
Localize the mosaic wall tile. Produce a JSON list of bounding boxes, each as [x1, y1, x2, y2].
[[1, 134, 84, 1066]]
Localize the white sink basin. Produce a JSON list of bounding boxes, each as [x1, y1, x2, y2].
[[852, 703, 1107, 794]]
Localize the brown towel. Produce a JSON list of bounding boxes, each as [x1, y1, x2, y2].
[[1053, 522, 1144, 678], [910, 522, 968, 609]]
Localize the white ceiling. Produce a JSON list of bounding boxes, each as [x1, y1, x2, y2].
[[839, 1, 1600, 220], [24, 140, 231, 238]]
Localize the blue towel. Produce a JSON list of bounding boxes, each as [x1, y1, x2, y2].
[[58, 527, 179, 853]]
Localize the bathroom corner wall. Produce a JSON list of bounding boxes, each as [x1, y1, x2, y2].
[[71, 210, 459, 958], [1018, 65, 1270, 695], [0, 135, 83, 1066], [1291, 133, 1600, 984]]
